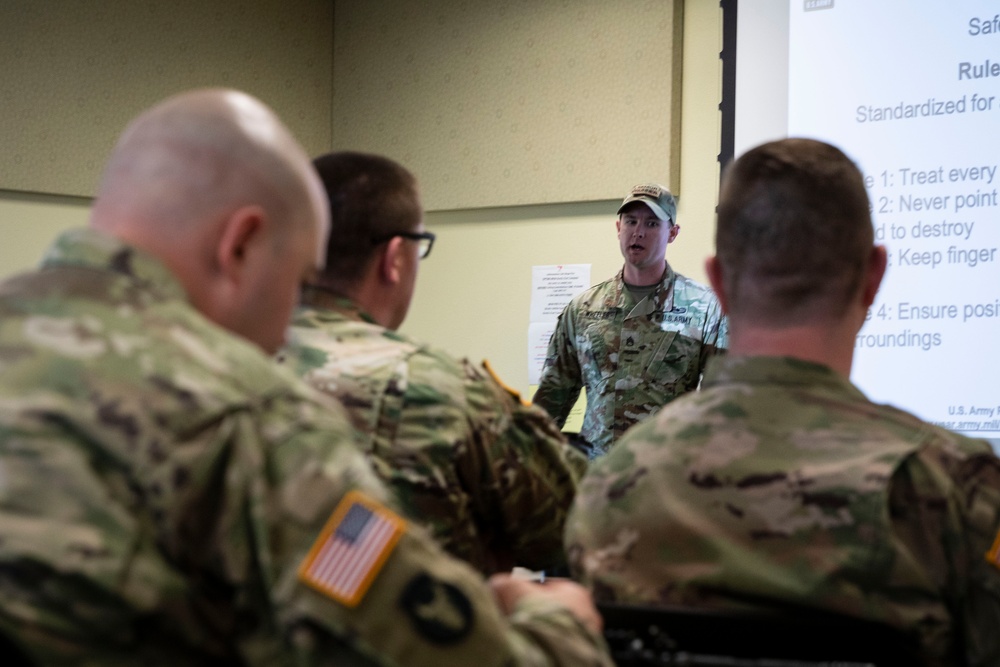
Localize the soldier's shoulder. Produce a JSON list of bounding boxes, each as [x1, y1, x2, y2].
[[672, 271, 720, 303], [286, 319, 423, 375], [911, 425, 1000, 479], [287, 491, 610, 666], [868, 400, 995, 456], [573, 276, 616, 306]]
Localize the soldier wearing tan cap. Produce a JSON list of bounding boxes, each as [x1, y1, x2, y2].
[[534, 183, 728, 458]]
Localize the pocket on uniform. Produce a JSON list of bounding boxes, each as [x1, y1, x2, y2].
[[644, 331, 700, 388]]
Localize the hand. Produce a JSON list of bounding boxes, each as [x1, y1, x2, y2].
[[488, 573, 604, 636]]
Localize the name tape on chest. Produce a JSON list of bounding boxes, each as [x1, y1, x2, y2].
[[298, 490, 407, 607]]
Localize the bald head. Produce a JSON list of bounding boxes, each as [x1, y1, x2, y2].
[[90, 89, 329, 353], [92, 88, 324, 245]]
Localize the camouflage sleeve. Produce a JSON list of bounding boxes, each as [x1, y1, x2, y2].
[[276, 511, 613, 667], [209, 394, 611, 666], [696, 295, 728, 377], [462, 362, 588, 572], [959, 459, 1000, 667], [891, 440, 1000, 666], [532, 308, 583, 428], [504, 594, 614, 665], [562, 450, 618, 590]]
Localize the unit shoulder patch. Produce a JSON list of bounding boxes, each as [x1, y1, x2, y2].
[[399, 572, 474, 644]]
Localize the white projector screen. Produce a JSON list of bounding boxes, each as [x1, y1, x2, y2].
[[734, 0, 1000, 443]]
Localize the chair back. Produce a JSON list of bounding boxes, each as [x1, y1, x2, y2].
[[598, 601, 926, 667]]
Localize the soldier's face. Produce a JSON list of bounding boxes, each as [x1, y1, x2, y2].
[[616, 202, 677, 272]]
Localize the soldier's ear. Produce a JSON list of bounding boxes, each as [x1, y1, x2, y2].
[[193, 205, 272, 343], [862, 245, 888, 308], [706, 256, 729, 315], [378, 236, 406, 286], [217, 205, 267, 284]]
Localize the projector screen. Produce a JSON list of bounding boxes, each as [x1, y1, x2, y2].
[[734, 0, 1000, 442]]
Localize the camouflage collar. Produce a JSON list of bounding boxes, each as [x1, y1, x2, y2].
[[613, 264, 676, 317], [293, 299, 378, 328], [41, 228, 187, 302], [703, 355, 867, 401], [300, 285, 361, 313]]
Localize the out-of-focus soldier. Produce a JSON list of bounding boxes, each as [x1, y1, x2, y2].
[[279, 151, 586, 575], [566, 138, 1000, 666], [0, 89, 611, 667]]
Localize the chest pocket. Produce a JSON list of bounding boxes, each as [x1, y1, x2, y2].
[[616, 327, 676, 376], [643, 329, 702, 390]]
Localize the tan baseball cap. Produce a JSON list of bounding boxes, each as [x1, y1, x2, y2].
[[617, 183, 676, 223]]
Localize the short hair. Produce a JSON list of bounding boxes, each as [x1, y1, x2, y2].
[[715, 138, 873, 325], [311, 152, 421, 287]]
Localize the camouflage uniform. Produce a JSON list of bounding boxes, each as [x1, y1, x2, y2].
[[534, 265, 727, 458], [279, 298, 587, 575], [566, 354, 1000, 666], [0, 229, 612, 667]]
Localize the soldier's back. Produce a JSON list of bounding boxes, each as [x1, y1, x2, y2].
[[568, 355, 1000, 666]]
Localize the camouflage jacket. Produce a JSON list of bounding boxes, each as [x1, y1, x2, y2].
[[533, 265, 727, 458], [279, 298, 587, 575], [565, 355, 1000, 666], [0, 229, 611, 667]]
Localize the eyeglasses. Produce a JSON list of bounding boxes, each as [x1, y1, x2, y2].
[[372, 230, 436, 259]]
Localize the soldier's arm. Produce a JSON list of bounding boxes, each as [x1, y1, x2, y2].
[[697, 296, 729, 377], [950, 449, 1000, 666], [276, 505, 611, 667], [890, 440, 1000, 666], [532, 311, 583, 427], [213, 396, 612, 667], [466, 362, 588, 572]]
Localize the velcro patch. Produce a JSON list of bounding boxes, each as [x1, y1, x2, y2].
[[298, 490, 406, 607], [986, 529, 1000, 571], [483, 359, 529, 406], [399, 573, 474, 644]]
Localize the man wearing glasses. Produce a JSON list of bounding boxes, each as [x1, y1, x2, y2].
[[279, 151, 586, 576], [0, 92, 610, 666], [534, 183, 728, 458]]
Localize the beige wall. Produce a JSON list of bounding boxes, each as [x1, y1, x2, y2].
[[0, 0, 333, 280], [0, 194, 91, 276], [402, 2, 722, 394], [0, 0, 332, 198], [0, 1, 723, 396], [333, 0, 683, 209]]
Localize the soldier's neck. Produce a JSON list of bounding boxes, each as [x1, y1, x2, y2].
[[622, 261, 667, 287]]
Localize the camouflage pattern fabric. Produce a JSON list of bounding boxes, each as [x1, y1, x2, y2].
[[566, 355, 1000, 666], [534, 265, 727, 458], [279, 299, 587, 575], [0, 229, 612, 667]]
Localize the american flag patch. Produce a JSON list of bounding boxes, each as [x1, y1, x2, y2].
[[298, 491, 406, 607]]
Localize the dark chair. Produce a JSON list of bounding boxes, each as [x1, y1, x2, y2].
[[598, 601, 925, 667], [0, 631, 35, 667]]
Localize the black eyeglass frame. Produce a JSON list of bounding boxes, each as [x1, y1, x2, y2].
[[371, 230, 436, 259]]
